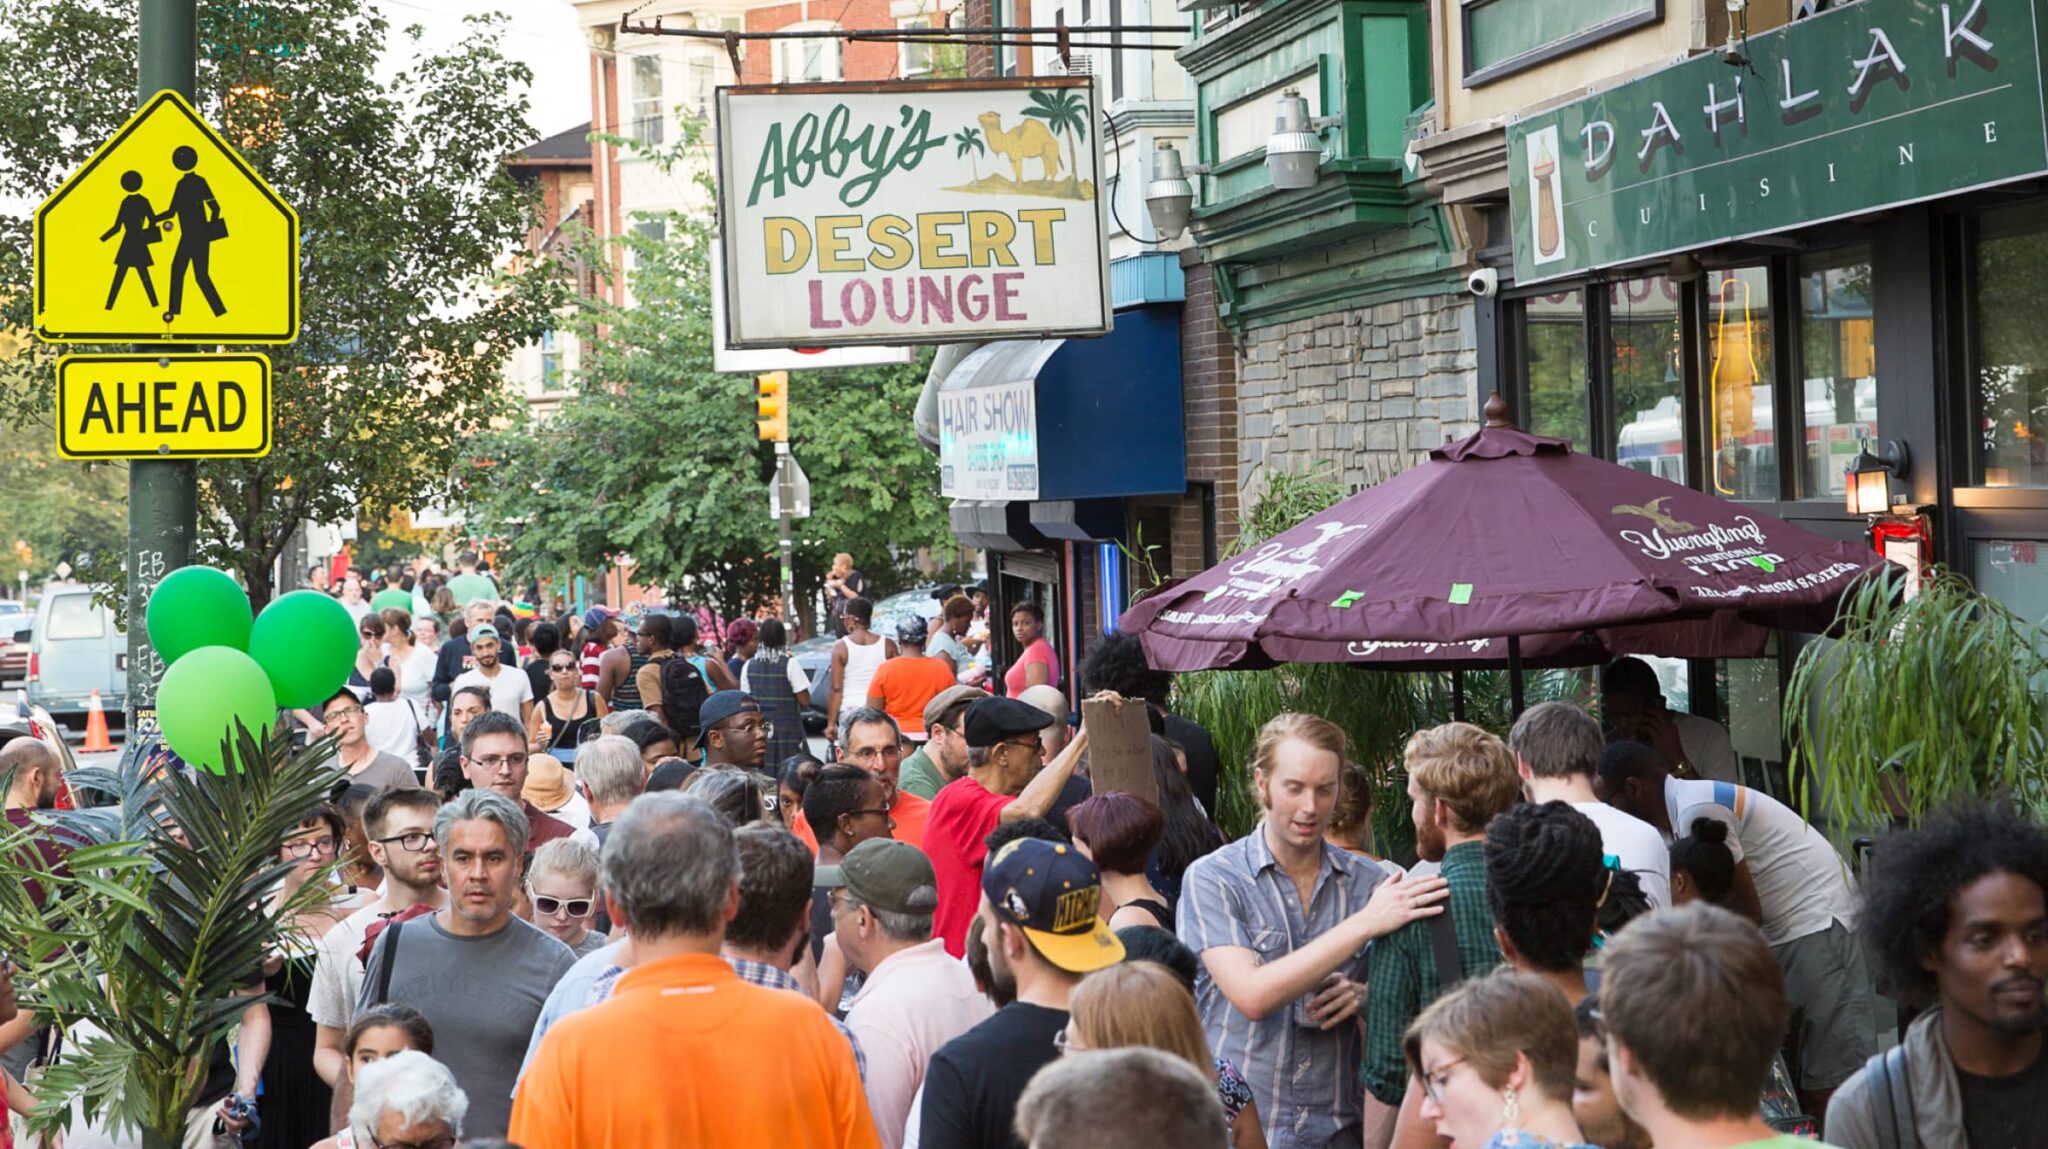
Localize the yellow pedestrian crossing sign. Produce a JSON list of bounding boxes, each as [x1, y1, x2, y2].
[[33, 90, 299, 345]]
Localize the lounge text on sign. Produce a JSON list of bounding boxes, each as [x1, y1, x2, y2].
[[34, 89, 300, 344], [716, 78, 1113, 349], [56, 354, 273, 459]]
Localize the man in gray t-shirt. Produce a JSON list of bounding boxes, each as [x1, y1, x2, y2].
[[325, 688, 424, 791], [358, 789, 576, 1136]]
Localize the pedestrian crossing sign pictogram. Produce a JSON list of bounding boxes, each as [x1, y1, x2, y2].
[[33, 89, 299, 345]]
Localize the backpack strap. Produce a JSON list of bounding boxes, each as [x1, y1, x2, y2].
[[373, 918, 403, 1008], [1427, 910, 1464, 992]]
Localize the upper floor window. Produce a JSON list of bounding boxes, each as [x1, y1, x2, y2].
[[774, 26, 842, 82], [631, 55, 664, 144], [1461, 0, 1661, 88], [899, 16, 935, 75]]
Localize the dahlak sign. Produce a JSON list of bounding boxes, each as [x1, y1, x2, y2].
[[715, 78, 1112, 348], [1506, 0, 2048, 284]]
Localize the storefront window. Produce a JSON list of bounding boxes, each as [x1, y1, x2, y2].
[[1707, 267, 1777, 500], [1971, 203, 2048, 487], [1798, 248, 1877, 500], [1975, 540, 2048, 624], [1716, 646, 1790, 801], [1521, 289, 1588, 450], [1609, 275, 1685, 483]]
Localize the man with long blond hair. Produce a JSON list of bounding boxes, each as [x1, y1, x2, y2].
[[1177, 712, 1448, 1149], [1364, 721, 1523, 1148]]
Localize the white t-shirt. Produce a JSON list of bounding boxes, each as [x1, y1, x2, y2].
[[393, 644, 438, 710], [1571, 800, 1672, 910], [452, 664, 533, 718], [1675, 713, 1740, 784], [308, 900, 387, 1030], [740, 657, 812, 696], [364, 698, 426, 764], [1664, 777, 1857, 946]]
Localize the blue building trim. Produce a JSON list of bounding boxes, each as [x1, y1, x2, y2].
[[1110, 252, 1187, 310]]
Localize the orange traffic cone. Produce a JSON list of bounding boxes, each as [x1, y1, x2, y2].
[[82, 689, 113, 753]]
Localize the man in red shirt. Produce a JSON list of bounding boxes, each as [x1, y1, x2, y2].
[[866, 617, 958, 742], [923, 697, 1090, 957]]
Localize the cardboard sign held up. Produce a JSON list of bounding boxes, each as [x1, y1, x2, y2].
[[1081, 694, 1156, 808]]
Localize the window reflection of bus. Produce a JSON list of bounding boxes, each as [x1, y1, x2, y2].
[[1614, 379, 1876, 494]]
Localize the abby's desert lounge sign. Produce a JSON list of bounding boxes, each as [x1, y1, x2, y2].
[[715, 77, 1112, 349]]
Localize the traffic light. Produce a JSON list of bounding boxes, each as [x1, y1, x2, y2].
[[756, 372, 788, 443]]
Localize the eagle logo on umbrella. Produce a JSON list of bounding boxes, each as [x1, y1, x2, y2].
[[1610, 496, 1695, 534]]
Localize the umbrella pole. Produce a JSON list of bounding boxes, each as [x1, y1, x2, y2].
[[1507, 635, 1526, 719], [1451, 669, 1466, 722]]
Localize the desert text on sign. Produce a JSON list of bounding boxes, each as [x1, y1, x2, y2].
[[56, 354, 274, 459]]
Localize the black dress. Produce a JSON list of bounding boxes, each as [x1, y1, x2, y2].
[[255, 949, 330, 1149]]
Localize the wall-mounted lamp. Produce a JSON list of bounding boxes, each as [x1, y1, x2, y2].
[[1144, 141, 1207, 241], [1267, 89, 1342, 191], [1845, 439, 1910, 516]]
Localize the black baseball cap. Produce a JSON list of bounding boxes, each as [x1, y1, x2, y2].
[[982, 838, 1124, 973], [699, 691, 760, 731], [962, 697, 1054, 749]]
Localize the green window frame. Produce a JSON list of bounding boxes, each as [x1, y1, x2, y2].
[[1461, 0, 1662, 88]]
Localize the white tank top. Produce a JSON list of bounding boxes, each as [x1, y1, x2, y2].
[[837, 635, 890, 716]]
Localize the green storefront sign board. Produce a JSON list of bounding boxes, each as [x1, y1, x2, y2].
[[1507, 0, 2048, 285]]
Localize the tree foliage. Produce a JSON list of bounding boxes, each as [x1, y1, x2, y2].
[[0, 0, 565, 608], [458, 131, 955, 625]]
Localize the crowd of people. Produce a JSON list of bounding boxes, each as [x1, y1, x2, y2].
[[3, 553, 2041, 1149]]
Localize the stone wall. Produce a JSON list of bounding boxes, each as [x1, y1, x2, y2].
[[1236, 291, 1481, 501]]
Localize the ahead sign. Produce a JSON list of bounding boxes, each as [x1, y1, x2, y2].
[[56, 354, 273, 459], [34, 90, 300, 344]]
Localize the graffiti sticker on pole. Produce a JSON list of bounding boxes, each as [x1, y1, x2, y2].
[[715, 78, 1112, 349]]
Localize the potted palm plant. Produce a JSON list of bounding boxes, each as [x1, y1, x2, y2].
[[0, 724, 342, 1149]]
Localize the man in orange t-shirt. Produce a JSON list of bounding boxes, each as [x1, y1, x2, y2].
[[865, 618, 958, 741], [511, 792, 880, 1149], [789, 708, 928, 851]]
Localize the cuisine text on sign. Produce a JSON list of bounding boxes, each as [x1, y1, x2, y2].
[[56, 354, 273, 459], [716, 78, 1112, 348]]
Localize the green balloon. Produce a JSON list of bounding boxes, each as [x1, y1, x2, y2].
[[145, 567, 253, 664], [157, 646, 277, 774], [249, 590, 359, 709], [371, 588, 413, 614]]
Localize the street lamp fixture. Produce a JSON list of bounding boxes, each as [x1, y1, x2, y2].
[[1845, 439, 1910, 516], [1144, 141, 1204, 241], [1266, 89, 1341, 191]]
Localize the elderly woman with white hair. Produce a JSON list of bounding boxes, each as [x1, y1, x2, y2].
[[338, 1049, 467, 1149]]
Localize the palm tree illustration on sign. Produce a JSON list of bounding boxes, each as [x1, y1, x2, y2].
[[1022, 88, 1087, 185], [953, 126, 986, 180]]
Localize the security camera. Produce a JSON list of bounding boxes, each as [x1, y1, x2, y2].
[[1467, 268, 1500, 298]]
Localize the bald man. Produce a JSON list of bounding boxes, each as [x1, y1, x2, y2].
[[0, 737, 69, 1083]]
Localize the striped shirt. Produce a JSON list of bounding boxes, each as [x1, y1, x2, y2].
[[1178, 824, 1385, 1149]]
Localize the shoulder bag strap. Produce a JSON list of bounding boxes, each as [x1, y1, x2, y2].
[[373, 919, 403, 1007], [1427, 909, 1464, 991]]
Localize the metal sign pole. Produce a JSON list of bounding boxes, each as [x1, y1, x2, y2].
[[775, 440, 796, 635], [127, 0, 200, 739]]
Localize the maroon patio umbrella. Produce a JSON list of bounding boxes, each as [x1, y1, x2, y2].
[[1119, 398, 1883, 710]]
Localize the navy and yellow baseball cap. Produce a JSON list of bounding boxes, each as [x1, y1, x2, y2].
[[982, 838, 1125, 973]]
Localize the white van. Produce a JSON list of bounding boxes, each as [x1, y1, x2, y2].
[[21, 584, 126, 736]]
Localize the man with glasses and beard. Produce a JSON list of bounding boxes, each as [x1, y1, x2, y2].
[[461, 710, 575, 850], [699, 691, 771, 775], [1826, 805, 2048, 1148], [310, 788, 448, 1125], [359, 790, 577, 1138], [923, 698, 1090, 958]]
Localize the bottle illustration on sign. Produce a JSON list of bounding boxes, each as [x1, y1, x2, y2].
[[99, 171, 163, 310], [154, 145, 229, 321], [1533, 138, 1560, 260]]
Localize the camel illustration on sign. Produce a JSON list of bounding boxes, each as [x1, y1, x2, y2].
[[980, 112, 1061, 182], [1610, 496, 1695, 534]]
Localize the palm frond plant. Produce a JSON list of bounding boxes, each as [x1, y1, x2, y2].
[[1786, 565, 2048, 836], [1021, 88, 1088, 184], [953, 127, 985, 180], [0, 724, 343, 1149]]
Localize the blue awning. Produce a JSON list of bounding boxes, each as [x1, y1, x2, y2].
[[940, 304, 1186, 504]]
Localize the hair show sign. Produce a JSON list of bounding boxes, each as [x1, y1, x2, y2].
[[1506, 0, 2048, 285], [715, 78, 1112, 348]]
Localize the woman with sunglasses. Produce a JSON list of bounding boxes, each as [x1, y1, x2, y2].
[[256, 805, 359, 1149], [311, 1005, 438, 1149], [1402, 970, 1592, 1149], [526, 838, 609, 957], [529, 648, 609, 762]]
